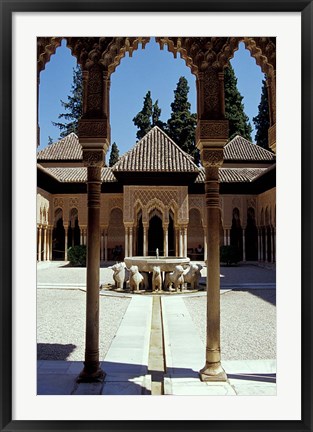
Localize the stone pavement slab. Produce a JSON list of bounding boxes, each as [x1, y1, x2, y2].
[[161, 295, 276, 396], [37, 295, 153, 395]]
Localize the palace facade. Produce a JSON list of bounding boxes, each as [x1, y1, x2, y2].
[[37, 126, 276, 264]]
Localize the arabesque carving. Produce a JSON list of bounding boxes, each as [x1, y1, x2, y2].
[[37, 37, 63, 74], [78, 119, 107, 138]]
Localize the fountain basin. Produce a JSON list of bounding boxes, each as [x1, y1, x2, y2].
[[124, 256, 190, 273]]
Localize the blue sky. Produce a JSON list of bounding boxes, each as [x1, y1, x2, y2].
[[38, 38, 264, 155]]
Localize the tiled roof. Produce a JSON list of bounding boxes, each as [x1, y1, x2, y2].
[[37, 133, 82, 160], [224, 135, 275, 161], [44, 167, 117, 183], [112, 126, 199, 173], [196, 167, 267, 183]]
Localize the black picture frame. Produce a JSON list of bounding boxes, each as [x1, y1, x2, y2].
[[1, 0, 312, 431]]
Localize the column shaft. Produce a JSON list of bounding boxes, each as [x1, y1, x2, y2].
[[129, 227, 133, 258], [143, 225, 148, 256], [38, 226, 42, 262], [43, 227, 47, 261], [125, 227, 129, 257], [64, 227, 68, 261], [163, 225, 169, 257], [104, 231, 108, 262], [78, 166, 104, 382]]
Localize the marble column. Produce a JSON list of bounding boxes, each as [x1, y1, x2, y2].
[[129, 226, 133, 258], [183, 227, 188, 257], [195, 75, 228, 381], [64, 226, 68, 261], [163, 224, 169, 257], [223, 229, 227, 247], [204, 231, 207, 261], [37, 226, 42, 262], [143, 224, 148, 256], [125, 227, 129, 257], [43, 226, 47, 261], [78, 166, 104, 382], [80, 229, 83, 245], [179, 228, 183, 257]]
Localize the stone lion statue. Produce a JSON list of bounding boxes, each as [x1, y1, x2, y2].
[[183, 263, 203, 290], [164, 265, 185, 292], [152, 266, 162, 292], [111, 262, 126, 289], [128, 265, 144, 293]]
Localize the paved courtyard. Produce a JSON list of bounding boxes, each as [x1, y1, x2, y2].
[[37, 261, 276, 395]]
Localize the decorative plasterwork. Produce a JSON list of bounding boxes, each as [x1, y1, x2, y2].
[[83, 150, 105, 167], [196, 120, 229, 142], [37, 37, 63, 74], [123, 186, 188, 225], [78, 119, 108, 138], [67, 37, 150, 75]]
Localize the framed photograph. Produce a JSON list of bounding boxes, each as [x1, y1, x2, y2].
[[1, 0, 312, 431]]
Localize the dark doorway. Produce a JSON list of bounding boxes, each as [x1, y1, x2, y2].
[[168, 215, 175, 256], [230, 207, 243, 260], [52, 212, 65, 260], [245, 207, 258, 261], [137, 215, 143, 256], [148, 215, 163, 255]]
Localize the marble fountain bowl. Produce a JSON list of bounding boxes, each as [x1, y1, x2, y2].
[[124, 256, 190, 273]]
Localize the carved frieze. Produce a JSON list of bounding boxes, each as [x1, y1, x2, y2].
[[78, 119, 107, 138], [196, 120, 229, 142], [54, 198, 64, 208], [69, 198, 79, 208]]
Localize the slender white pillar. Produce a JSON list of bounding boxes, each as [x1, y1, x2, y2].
[[129, 227, 133, 257], [64, 226, 68, 261], [179, 228, 183, 256], [163, 224, 168, 257], [204, 231, 207, 261], [37, 226, 42, 262], [183, 227, 187, 257], [43, 226, 47, 261], [223, 229, 227, 246], [125, 227, 129, 257], [80, 229, 83, 245]]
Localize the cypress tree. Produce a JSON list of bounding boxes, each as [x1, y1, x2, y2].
[[109, 142, 120, 167], [253, 79, 270, 149], [167, 76, 197, 159], [224, 64, 252, 141], [52, 65, 83, 138], [132, 91, 153, 141]]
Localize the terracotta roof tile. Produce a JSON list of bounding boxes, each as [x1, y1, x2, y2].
[[196, 167, 267, 183], [44, 167, 117, 183], [112, 126, 199, 173], [37, 133, 82, 160], [224, 135, 275, 161]]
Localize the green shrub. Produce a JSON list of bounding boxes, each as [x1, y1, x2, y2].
[[220, 245, 240, 266], [67, 245, 87, 266]]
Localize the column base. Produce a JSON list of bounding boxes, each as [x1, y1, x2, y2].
[[77, 362, 105, 383], [199, 363, 227, 382]]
